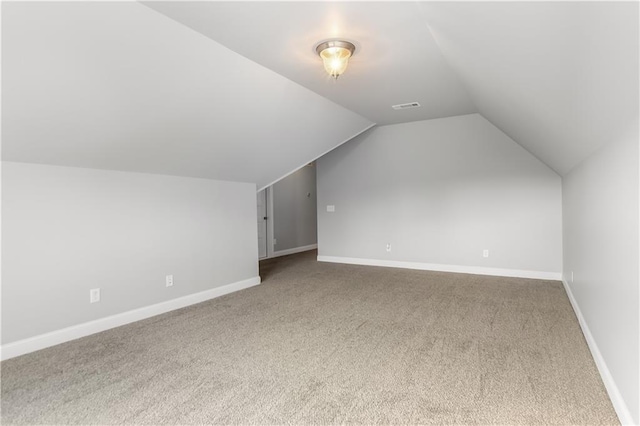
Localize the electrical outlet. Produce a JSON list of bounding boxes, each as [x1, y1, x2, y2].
[[90, 288, 100, 303], [166, 275, 174, 287], [571, 271, 574, 283], [386, 243, 392, 252], [327, 205, 335, 212], [483, 249, 489, 258]]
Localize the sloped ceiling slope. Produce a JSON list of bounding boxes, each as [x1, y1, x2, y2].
[[422, 1, 639, 175], [142, 1, 477, 126], [1, 2, 373, 189], [142, 1, 638, 176]]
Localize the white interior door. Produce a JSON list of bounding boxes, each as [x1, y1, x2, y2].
[[257, 189, 268, 259]]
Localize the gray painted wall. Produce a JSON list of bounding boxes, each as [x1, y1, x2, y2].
[[272, 165, 317, 252], [562, 122, 639, 423], [317, 114, 562, 274], [2, 162, 259, 344]]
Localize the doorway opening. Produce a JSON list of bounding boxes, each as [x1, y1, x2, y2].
[[256, 163, 318, 261], [256, 187, 271, 259]]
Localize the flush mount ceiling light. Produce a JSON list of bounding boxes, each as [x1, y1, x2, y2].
[[315, 40, 356, 79]]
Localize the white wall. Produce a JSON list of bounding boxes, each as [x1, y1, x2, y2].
[[1, 162, 259, 345], [317, 114, 562, 277], [272, 165, 317, 252], [562, 120, 639, 424]]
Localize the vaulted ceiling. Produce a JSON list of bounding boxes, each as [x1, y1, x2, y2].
[[422, 1, 638, 174], [3, 2, 638, 184], [142, 1, 478, 126], [2, 2, 373, 190]]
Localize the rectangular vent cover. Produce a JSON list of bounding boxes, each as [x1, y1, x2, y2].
[[392, 102, 421, 110]]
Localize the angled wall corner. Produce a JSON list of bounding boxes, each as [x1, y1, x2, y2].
[[422, 1, 639, 175]]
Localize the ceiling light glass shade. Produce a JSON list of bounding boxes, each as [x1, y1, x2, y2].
[[316, 40, 356, 79]]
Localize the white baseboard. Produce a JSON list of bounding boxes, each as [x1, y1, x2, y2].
[[562, 279, 634, 425], [317, 255, 561, 281], [267, 244, 317, 259], [1, 276, 261, 361]]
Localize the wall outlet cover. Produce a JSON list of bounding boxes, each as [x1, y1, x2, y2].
[[166, 275, 174, 287], [90, 288, 100, 303], [327, 205, 335, 212]]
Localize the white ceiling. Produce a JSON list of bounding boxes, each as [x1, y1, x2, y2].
[[144, 1, 639, 175], [3, 2, 637, 182], [422, 1, 639, 174], [142, 1, 478, 126], [2, 2, 373, 189]]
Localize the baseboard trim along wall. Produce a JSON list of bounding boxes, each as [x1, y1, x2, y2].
[[561, 279, 633, 425], [0, 276, 261, 361], [268, 244, 317, 260], [317, 256, 562, 281]]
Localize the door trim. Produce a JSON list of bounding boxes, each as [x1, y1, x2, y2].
[[266, 187, 275, 257]]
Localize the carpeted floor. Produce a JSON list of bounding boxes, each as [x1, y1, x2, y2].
[[1, 250, 618, 424]]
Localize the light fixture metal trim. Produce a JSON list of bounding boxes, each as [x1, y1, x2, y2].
[[315, 39, 356, 79], [315, 40, 356, 56]]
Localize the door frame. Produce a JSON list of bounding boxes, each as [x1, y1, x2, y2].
[[266, 186, 275, 258], [258, 187, 276, 259]]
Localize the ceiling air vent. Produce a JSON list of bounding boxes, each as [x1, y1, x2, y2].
[[391, 102, 421, 110]]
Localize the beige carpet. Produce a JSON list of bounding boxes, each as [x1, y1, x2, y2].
[[1, 250, 618, 424]]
